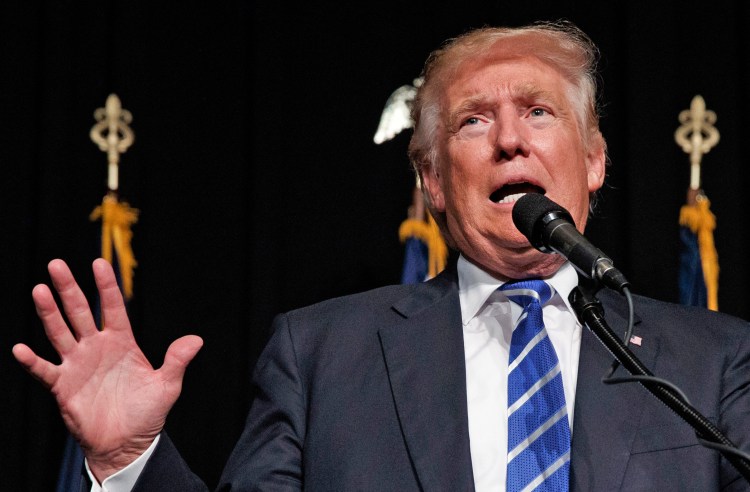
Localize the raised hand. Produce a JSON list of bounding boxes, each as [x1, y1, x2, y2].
[[12, 258, 203, 482]]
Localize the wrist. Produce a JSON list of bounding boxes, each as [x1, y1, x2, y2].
[[86, 437, 158, 483]]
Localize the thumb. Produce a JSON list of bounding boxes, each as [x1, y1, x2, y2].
[[159, 335, 203, 384]]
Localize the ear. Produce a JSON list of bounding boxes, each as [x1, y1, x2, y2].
[[586, 133, 606, 193], [419, 165, 446, 212]]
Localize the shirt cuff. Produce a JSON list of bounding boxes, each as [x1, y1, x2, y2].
[[86, 435, 161, 492]]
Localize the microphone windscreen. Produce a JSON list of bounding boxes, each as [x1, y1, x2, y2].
[[512, 193, 564, 241]]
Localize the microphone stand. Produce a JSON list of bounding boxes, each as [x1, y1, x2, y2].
[[569, 285, 750, 484]]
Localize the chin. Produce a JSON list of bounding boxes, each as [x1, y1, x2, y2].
[[491, 231, 533, 250], [523, 256, 567, 279], [497, 247, 565, 280]]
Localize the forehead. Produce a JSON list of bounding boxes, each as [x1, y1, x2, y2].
[[442, 52, 572, 106]]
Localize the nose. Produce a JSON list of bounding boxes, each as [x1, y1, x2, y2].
[[493, 111, 530, 161]]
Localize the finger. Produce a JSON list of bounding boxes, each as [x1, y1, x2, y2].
[[92, 258, 132, 333], [32, 283, 78, 356], [159, 335, 204, 385], [48, 259, 98, 338], [12, 343, 60, 389]]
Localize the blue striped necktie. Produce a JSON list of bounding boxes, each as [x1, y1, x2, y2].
[[500, 279, 571, 492]]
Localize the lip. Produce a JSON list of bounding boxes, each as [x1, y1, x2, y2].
[[489, 181, 545, 204]]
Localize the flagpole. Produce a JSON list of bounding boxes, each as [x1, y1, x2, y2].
[[674, 95, 720, 311], [373, 78, 448, 283], [55, 93, 138, 492], [89, 94, 139, 300]]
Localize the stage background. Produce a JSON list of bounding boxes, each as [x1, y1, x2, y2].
[[2, 1, 748, 489]]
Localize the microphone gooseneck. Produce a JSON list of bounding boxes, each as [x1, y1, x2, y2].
[[512, 193, 629, 292]]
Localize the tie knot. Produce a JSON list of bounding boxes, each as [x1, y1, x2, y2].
[[499, 279, 554, 308]]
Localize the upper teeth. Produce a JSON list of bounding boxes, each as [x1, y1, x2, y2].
[[498, 192, 526, 204]]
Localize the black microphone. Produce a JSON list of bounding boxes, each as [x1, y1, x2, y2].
[[512, 193, 629, 292]]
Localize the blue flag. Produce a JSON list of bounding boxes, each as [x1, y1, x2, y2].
[[400, 236, 429, 284], [55, 434, 85, 492], [399, 213, 447, 284], [678, 197, 718, 310], [678, 225, 707, 307]]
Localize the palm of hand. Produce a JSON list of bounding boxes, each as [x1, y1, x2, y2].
[[13, 259, 203, 479], [54, 331, 168, 455]]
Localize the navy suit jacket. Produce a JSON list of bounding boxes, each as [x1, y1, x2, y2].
[[134, 264, 750, 491]]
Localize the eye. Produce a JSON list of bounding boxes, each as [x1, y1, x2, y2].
[[530, 107, 548, 117], [463, 116, 480, 126]]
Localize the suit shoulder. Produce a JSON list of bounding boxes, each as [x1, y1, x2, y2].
[[635, 294, 748, 329], [279, 267, 458, 327], [602, 290, 750, 347], [282, 283, 414, 319]]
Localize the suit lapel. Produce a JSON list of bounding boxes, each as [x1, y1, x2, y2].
[[379, 269, 475, 491], [570, 288, 661, 490]]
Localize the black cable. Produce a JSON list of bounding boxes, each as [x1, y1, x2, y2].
[[601, 287, 692, 404], [698, 438, 750, 463], [603, 286, 634, 378], [603, 374, 691, 406]]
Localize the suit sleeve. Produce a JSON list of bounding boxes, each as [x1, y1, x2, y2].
[[216, 313, 306, 491], [132, 433, 208, 491], [719, 321, 750, 491]]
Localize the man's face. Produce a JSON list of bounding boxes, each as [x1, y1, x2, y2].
[[421, 53, 605, 279]]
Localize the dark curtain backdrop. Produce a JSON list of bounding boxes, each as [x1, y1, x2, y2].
[[2, 1, 749, 489]]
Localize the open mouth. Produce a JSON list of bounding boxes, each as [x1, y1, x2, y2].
[[489, 183, 545, 204]]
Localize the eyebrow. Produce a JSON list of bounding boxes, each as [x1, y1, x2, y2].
[[447, 94, 492, 129], [447, 82, 565, 128], [511, 82, 560, 105]]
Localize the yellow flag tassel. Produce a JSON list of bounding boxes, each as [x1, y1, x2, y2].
[[399, 214, 448, 279], [679, 198, 719, 311], [90, 194, 139, 299]]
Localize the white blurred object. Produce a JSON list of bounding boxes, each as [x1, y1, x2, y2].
[[373, 77, 423, 144]]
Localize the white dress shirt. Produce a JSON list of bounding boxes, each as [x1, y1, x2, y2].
[[458, 255, 582, 492]]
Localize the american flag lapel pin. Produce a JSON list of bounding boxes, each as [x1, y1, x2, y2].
[[629, 335, 642, 346]]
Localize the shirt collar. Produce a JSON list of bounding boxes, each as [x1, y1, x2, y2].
[[457, 254, 580, 325]]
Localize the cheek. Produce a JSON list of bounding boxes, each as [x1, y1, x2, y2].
[[444, 165, 483, 211], [447, 134, 494, 163]]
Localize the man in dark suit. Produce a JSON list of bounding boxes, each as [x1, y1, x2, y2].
[[13, 21, 750, 491]]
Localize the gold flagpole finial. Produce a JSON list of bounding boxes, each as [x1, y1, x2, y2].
[[674, 95, 720, 194], [90, 94, 135, 193]]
